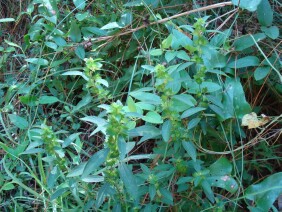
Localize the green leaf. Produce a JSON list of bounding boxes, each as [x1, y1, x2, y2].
[[53, 36, 67, 46], [201, 180, 215, 203], [202, 46, 226, 68], [47, 166, 59, 189], [21, 148, 45, 154], [176, 50, 190, 61], [127, 96, 137, 112], [5, 47, 15, 53], [82, 148, 109, 177], [50, 187, 69, 201], [96, 79, 108, 87], [45, 41, 58, 50], [182, 141, 197, 161], [208, 158, 232, 176], [130, 91, 161, 105], [149, 49, 163, 56], [261, 26, 279, 39], [62, 71, 89, 81], [122, 141, 135, 158], [75, 45, 85, 59], [159, 188, 173, 205], [101, 22, 123, 30], [124, 0, 143, 7], [209, 104, 226, 121], [177, 177, 193, 185], [82, 175, 104, 183], [149, 185, 156, 201], [161, 34, 173, 49], [118, 163, 139, 200], [142, 111, 163, 124], [25, 58, 48, 66], [4, 39, 22, 50], [187, 118, 201, 130], [210, 29, 232, 47], [171, 29, 193, 50], [80, 116, 107, 135], [141, 65, 155, 72], [67, 162, 87, 177], [143, 0, 159, 8], [207, 69, 228, 76], [227, 56, 260, 69], [38, 96, 59, 104], [232, 0, 262, 12], [24, 140, 43, 151], [245, 172, 282, 211], [206, 95, 224, 108], [120, 12, 133, 26], [82, 27, 107, 36], [80, 116, 107, 126], [135, 102, 155, 112], [170, 99, 191, 113], [0, 18, 15, 23], [73, 0, 86, 10], [254, 66, 271, 81], [207, 175, 238, 194], [181, 107, 206, 119], [8, 114, 29, 129], [128, 125, 160, 137], [75, 12, 89, 21], [19, 95, 38, 106], [72, 94, 92, 112], [127, 154, 155, 161], [201, 82, 221, 93], [0, 143, 14, 158], [118, 138, 127, 161], [162, 120, 172, 142], [63, 133, 81, 148], [45, 16, 57, 25], [165, 51, 177, 63], [223, 78, 252, 118], [95, 184, 115, 208], [234, 33, 266, 51], [1, 182, 15, 191], [69, 21, 81, 42], [166, 71, 181, 94], [257, 0, 273, 26], [172, 94, 196, 107]]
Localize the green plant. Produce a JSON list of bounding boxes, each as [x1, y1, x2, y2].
[[0, 0, 281, 211]]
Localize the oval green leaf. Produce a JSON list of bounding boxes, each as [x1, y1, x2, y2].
[[142, 111, 163, 124], [25, 58, 49, 66], [257, 0, 273, 26], [254, 66, 270, 81], [227, 56, 260, 69], [182, 141, 197, 161], [181, 107, 206, 119], [8, 114, 29, 129], [38, 96, 59, 104]]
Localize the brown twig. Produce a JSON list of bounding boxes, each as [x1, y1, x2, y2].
[[91, 1, 234, 43]]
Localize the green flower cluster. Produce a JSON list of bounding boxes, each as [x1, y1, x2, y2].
[[190, 18, 210, 106], [104, 103, 128, 184], [84, 58, 109, 98], [154, 64, 186, 142], [191, 19, 208, 85], [40, 123, 66, 169]]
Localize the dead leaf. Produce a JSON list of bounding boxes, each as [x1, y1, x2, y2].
[[241, 112, 270, 129]]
